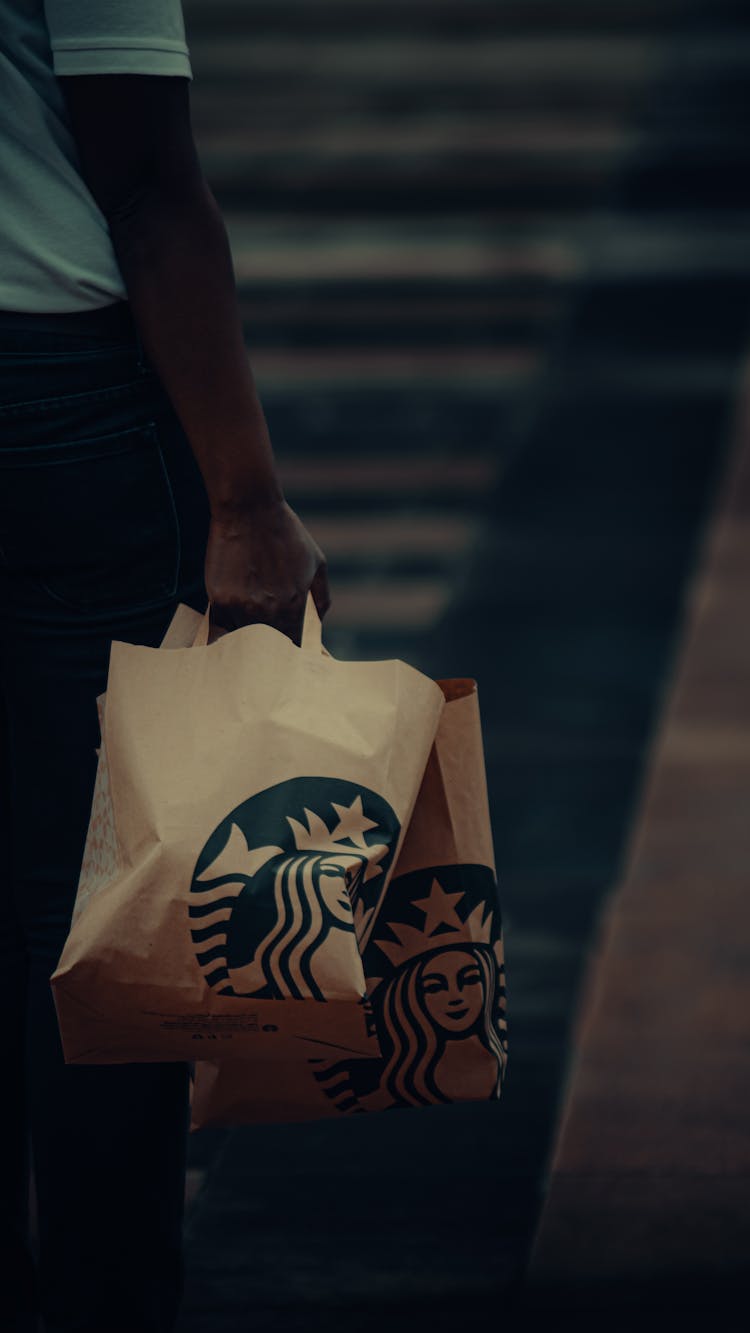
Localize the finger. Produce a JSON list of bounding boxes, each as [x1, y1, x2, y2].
[[264, 596, 306, 646], [210, 600, 271, 633], [208, 602, 239, 633], [310, 561, 331, 620], [274, 607, 305, 647]]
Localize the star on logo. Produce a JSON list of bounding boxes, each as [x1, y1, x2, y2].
[[330, 796, 379, 849], [413, 879, 465, 935], [372, 878, 494, 971], [284, 796, 390, 881]]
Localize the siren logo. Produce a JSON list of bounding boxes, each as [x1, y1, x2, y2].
[[189, 777, 400, 1000], [311, 864, 508, 1111]]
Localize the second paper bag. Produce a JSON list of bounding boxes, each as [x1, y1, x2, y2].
[[191, 676, 508, 1126], [52, 599, 444, 1063]]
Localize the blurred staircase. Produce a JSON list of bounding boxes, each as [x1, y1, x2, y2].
[[183, 0, 750, 659], [179, 2, 750, 1327], [183, 0, 713, 657]]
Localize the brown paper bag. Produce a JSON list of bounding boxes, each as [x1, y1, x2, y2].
[[52, 597, 444, 1064], [191, 677, 507, 1125]]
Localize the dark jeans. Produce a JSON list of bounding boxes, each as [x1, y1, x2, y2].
[[0, 301, 210, 1333]]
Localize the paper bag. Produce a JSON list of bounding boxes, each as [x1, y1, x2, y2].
[[191, 677, 507, 1125], [52, 598, 444, 1064]]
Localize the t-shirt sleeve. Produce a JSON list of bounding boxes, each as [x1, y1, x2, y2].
[[44, 1, 192, 80]]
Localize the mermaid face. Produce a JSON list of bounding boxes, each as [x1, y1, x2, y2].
[[418, 949, 484, 1034], [316, 854, 363, 926]]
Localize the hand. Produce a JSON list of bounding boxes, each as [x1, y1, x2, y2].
[[204, 499, 331, 644]]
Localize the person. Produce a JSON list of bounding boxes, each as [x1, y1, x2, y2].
[[0, 2, 329, 1330]]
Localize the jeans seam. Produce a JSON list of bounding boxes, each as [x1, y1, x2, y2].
[[150, 422, 182, 599], [133, 325, 151, 377]]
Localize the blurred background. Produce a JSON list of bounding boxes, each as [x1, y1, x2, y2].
[[178, 1, 750, 1327]]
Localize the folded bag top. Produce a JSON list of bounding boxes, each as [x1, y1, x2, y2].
[[52, 595, 445, 1065]]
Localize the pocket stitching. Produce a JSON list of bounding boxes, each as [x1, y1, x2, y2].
[[0, 420, 160, 469], [0, 378, 154, 419]]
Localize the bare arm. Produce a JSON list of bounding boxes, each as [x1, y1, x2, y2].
[[57, 73, 329, 640]]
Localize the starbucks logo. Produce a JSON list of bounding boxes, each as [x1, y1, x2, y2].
[[310, 863, 508, 1111], [189, 777, 400, 1000]]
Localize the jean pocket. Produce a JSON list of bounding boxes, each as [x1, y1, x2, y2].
[[0, 346, 155, 425], [0, 421, 181, 615]]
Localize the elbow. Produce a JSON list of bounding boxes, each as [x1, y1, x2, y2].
[[104, 170, 224, 277], [104, 168, 212, 251], [103, 178, 155, 229], [104, 164, 208, 227]]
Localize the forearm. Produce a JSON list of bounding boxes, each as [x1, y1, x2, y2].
[[109, 175, 282, 518]]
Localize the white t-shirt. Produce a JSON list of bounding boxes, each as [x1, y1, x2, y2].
[[0, 1, 192, 313]]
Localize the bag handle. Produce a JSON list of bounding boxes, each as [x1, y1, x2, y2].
[[191, 605, 214, 648], [192, 590, 323, 653], [301, 589, 323, 653]]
